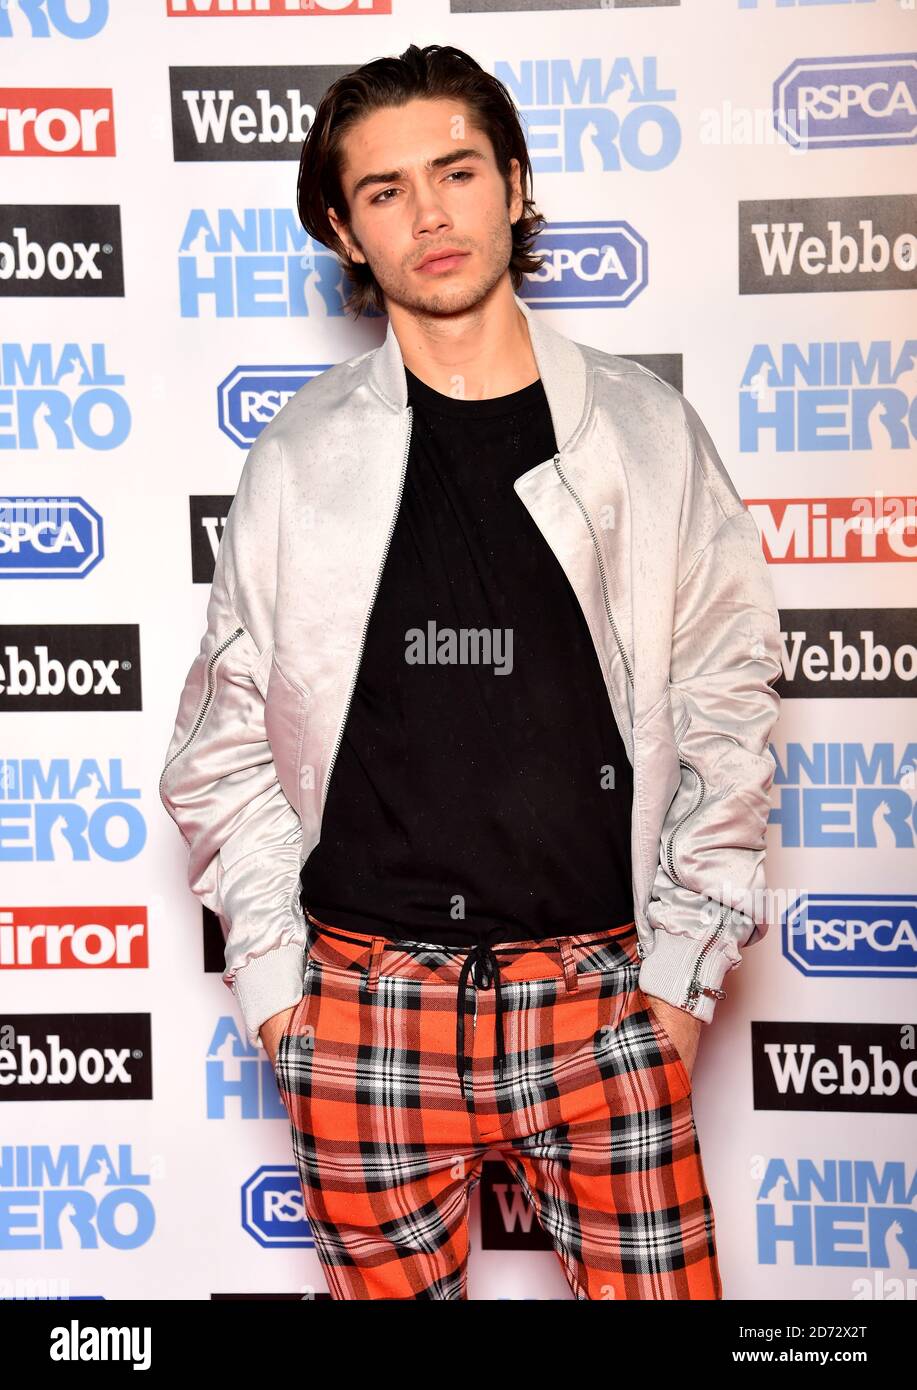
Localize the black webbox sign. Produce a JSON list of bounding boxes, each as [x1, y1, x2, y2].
[[169, 65, 354, 161], [189, 495, 232, 584], [0, 204, 124, 297], [779, 607, 917, 697], [0, 1013, 152, 1101], [0, 624, 142, 711], [752, 1021, 917, 1114]]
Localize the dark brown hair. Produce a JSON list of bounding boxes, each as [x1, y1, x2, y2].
[[296, 43, 546, 318]]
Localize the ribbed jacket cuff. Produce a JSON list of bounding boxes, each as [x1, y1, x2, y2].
[[638, 928, 732, 1024], [230, 945, 306, 1049]]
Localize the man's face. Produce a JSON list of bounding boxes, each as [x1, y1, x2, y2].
[[327, 97, 523, 316]]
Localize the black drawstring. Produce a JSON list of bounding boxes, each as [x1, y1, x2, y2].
[[456, 943, 506, 1100]]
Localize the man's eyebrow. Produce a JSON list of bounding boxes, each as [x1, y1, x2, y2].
[[349, 146, 488, 200]]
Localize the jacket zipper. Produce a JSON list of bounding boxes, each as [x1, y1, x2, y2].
[[683, 910, 730, 1009], [663, 751, 705, 888], [159, 626, 245, 793], [551, 452, 723, 999], [320, 407, 414, 819], [550, 453, 647, 958]]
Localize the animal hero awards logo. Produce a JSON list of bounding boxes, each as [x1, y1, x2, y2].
[[0, 1145, 154, 1251], [0, 343, 130, 451], [206, 1015, 288, 1119], [0, 0, 109, 39], [739, 340, 917, 453], [768, 741, 917, 850], [495, 57, 680, 173], [179, 209, 346, 318], [754, 1157, 916, 1283], [773, 54, 917, 151], [0, 759, 146, 863]]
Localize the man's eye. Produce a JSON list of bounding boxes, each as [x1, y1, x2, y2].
[[370, 170, 473, 204]]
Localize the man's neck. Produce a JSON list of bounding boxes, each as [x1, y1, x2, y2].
[[386, 281, 539, 402]]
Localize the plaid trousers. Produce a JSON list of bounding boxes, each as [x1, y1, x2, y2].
[[273, 911, 723, 1301]]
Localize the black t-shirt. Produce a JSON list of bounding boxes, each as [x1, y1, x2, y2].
[[299, 362, 634, 948]]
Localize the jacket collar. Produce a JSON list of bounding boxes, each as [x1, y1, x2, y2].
[[366, 290, 589, 453]]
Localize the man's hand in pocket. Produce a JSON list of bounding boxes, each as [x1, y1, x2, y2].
[[642, 993, 702, 1080], [260, 1003, 298, 1067]]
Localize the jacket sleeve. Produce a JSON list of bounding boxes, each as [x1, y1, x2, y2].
[[637, 394, 783, 1024], [158, 429, 307, 1050]]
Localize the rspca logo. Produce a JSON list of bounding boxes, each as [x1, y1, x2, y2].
[[0, 206, 124, 298], [0, 1144, 153, 1250], [783, 894, 917, 978], [206, 1016, 288, 1120], [217, 364, 330, 447], [522, 222, 647, 309], [769, 741, 917, 850], [0, 757, 146, 863], [774, 54, 917, 151], [179, 208, 352, 318], [0, 343, 130, 451], [241, 1166, 314, 1248], [0, 0, 109, 39], [0, 498, 104, 578], [496, 58, 680, 174], [740, 339, 917, 453]]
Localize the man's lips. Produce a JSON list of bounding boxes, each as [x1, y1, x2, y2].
[[415, 251, 469, 274]]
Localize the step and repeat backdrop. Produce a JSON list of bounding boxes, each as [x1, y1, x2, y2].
[[1, 0, 914, 1302]]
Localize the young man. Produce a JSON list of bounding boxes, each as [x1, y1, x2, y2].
[[160, 44, 782, 1300]]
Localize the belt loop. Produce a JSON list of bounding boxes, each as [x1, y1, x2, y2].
[[559, 937, 578, 994], [366, 935, 384, 993]]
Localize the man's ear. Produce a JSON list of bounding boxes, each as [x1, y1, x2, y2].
[[328, 206, 365, 266]]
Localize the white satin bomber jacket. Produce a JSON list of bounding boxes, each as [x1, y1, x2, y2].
[[159, 293, 783, 1050]]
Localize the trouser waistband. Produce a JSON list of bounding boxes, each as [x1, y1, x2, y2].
[[302, 909, 638, 1101]]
